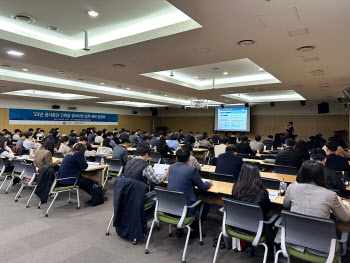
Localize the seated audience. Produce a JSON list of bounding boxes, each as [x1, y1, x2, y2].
[[277, 160, 350, 255], [129, 130, 139, 147], [138, 135, 151, 148], [194, 131, 201, 141], [167, 148, 212, 238], [167, 134, 180, 150], [112, 138, 131, 166], [294, 140, 310, 161], [231, 162, 273, 257], [236, 136, 256, 156], [150, 132, 161, 148], [228, 132, 237, 144], [59, 144, 96, 196], [15, 133, 25, 148], [211, 130, 221, 144], [322, 138, 350, 159], [215, 146, 243, 180], [275, 138, 303, 169], [297, 148, 346, 197], [182, 143, 201, 170], [57, 136, 71, 156], [51, 130, 60, 144], [75, 136, 96, 157], [139, 131, 148, 140], [156, 137, 174, 159], [184, 131, 195, 144], [68, 133, 78, 147], [12, 129, 21, 141], [124, 145, 167, 186], [34, 139, 61, 170], [87, 129, 96, 144], [324, 141, 350, 173], [199, 135, 213, 149], [263, 135, 277, 150], [0, 137, 14, 160], [103, 132, 117, 148], [178, 129, 185, 141], [119, 130, 130, 141], [306, 136, 318, 151], [23, 132, 38, 150], [250, 135, 264, 153], [94, 131, 104, 144], [166, 130, 173, 139], [214, 137, 229, 157]]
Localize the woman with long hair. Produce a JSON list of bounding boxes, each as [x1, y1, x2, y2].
[[57, 136, 71, 156], [34, 139, 61, 170], [231, 162, 272, 257], [294, 140, 310, 161], [156, 137, 174, 158]]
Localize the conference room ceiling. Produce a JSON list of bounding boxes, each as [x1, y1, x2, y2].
[[0, 0, 349, 108]]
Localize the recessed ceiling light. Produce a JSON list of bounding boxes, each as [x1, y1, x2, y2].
[[237, 40, 255, 46], [258, 68, 264, 71], [194, 76, 198, 79], [147, 91, 151, 93], [57, 70, 65, 75], [48, 26, 59, 31], [113, 64, 126, 68], [11, 14, 35, 24], [297, 45, 315, 52], [310, 70, 324, 74], [22, 69, 28, 71], [223, 72, 228, 75], [179, 97, 182, 98], [165, 95, 168, 97], [88, 10, 99, 17], [100, 82, 104, 85], [7, 50, 24, 56], [126, 87, 130, 90]]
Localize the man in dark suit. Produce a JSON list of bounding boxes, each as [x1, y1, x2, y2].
[[325, 141, 350, 174], [236, 135, 256, 156], [306, 136, 318, 151], [167, 148, 212, 238], [275, 138, 303, 169], [296, 148, 346, 197], [184, 131, 195, 144], [178, 129, 185, 141], [211, 130, 221, 144], [215, 146, 243, 181]]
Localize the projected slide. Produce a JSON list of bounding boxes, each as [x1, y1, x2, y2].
[[215, 107, 250, 132]]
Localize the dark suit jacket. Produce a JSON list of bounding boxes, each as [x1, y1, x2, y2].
[[211, 135, 220, 144], [275, 147, 303, 169], [296, 165, 346, 197], [184, 134, 195, 144], [236, 142, 256, 156], [167, 162, 211, 206], [215, 152, 243, 181], [325, 154, 350, 174]]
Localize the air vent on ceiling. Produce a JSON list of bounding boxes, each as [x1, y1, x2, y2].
[[48, 26, 59, 31], [57, 70, 65, 74], [303, 57, 319, 62], [288, 27, 309, 37], [0, 64, 12, 68], [67, 106, 77, 110], [297, 45, 315, 52], [11, 14, 35, 24]]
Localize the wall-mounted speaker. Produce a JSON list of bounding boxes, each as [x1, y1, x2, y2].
[[52, 105, 60, 109], [220, 104, 225, 108], [300, 101, 306, 106], [132, 111, 138, 115], [318, 102, 329, 114], [270, 102, 275, 107], [67, 106, 77, 110], [165, 107, 169, 110], [151, 108, 158, 116], [244, 103, 249, 107]]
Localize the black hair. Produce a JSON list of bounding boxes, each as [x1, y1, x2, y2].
[[72, 143, 86, 153], [136, 145, 150, 156], [310, 148, 327, 161], [79, 136, 88, 142], [106, 131, 113, 137], [14, 129, 21, 133], [143, 135, 150, 141], [176, 148, 190, 163], [240, 135, 248, 142], [232, 162, 264, 198], [170, 134, 178, 140], [226, 146, 237, 153], [51, 130, 59, 137], [131, 130, 136, 135], [120, 138, 130, 144], [24, 131, 32, 139], [221, 137, 229, 144], [268, 135, 273, 139], [188, 131, 193, 135], [289, 122, 293, 125], [182, 143, 193, 153], [255, 135, 261, 141], [43, 139, 55, 154], [158, 131, 163, 136], [97, 131, 102, 136], [309, 136, 315, 140], [214, 130, 218, 134], [299, 160, 326, 187], [325, 141, 338, 152], [29, 128, 34, 132], [285, 138, 296, 147], [0, 137, 7, 148], [143, 131, 147, 134], [57, 136, 69, 150]]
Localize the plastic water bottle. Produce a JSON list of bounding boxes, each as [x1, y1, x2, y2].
[[101, 157, 104, 165]]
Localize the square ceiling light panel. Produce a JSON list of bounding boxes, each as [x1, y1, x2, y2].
[[97, 101, 165, 107], [2, 89, 98, 100], [0, 0, 201, 57], [223, 90, 305, 103], [142, 58, 280, 90]]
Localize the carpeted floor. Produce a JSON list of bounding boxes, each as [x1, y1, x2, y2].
[[0, 178, 348, 263]]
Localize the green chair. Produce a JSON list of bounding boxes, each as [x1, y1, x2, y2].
[[213, 198, 278, 263], [274, 210, 348, 263], [38, 176, 80, 217], [14, 164, 37, 208], [104, 158, 123, 188], [145, 188, 204, 263], [3, 159, 27, 194], [0, 159, 14, 191]]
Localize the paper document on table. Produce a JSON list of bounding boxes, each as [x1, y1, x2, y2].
[[268, 191, 279, 200], [202, 179, 210, 183], [201, 166, 211, 171], [87, 162, 100, 169], [154, 164, 170, 175]]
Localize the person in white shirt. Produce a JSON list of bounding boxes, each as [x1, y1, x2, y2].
[[250, 135, 264, 153], [0, 138, 14, 160], [12, 129, 21, 141], [57, 136, 71, 156], [94, 131, 104, 144], [23, 132, 38, 149], [214, 137, 229, 157], [73, 136, 96, 157]]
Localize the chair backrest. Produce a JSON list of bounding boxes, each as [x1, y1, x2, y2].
[[335, 171, 349, 183], [210, 172, 237, 183], [155, 188, 188, 217], [281, 210, 337, 253], [21, 164, 37, 180], [53, 152, 64, 158], [95, 155, 104, 163], [0, 159, 5, 174], [209, 157, 218, 166], [93, 142, 100, 145], [274, 165, 298, 175], [199, 146, 209, 149], [149, 151, 161, 163], [261, 177, 280, 190], [106, 158, 123, 172], [19, 148, 29, 155], [11, 159, 27, 174], [223, 198, 263, 233], [260, 154, 276, 160], [236, 153, 249, 159]]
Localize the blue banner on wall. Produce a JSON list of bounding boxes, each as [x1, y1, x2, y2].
[[9, 108, 118, 125]]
